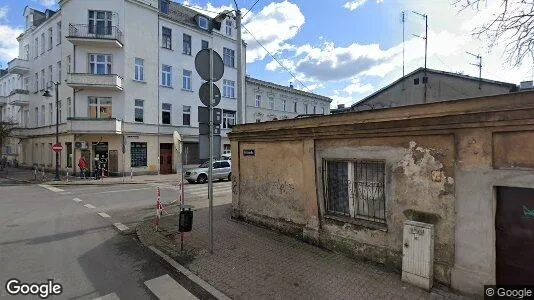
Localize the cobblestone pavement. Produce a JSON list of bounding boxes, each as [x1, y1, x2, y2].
[[138, 204, 470, 300]]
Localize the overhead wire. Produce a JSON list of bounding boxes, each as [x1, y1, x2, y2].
[[243, 0, 261, 19]]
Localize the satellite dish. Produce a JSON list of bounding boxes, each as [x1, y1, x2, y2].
[[173, 131, 182, 154]]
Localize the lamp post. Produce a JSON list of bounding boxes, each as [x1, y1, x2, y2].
[[43, 81, 60, 181]]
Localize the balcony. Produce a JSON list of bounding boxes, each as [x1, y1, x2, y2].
[[7, 89, 29, 106], [8, 58, 29, 74], [67, 118, 122, 134], [66, 73, 123, 91], [66, 24, 123, 48]]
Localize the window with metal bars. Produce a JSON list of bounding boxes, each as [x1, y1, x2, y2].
[[323, 160, 386, 224]]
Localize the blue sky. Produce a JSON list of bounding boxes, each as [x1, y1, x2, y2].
[[1, 0, 533, 107]]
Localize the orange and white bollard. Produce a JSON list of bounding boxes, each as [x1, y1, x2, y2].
[[155, 187, 162, 230]]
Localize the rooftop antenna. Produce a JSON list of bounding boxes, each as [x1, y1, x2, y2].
[[466, 52, 482, 90], [412, 10, 428, 102]]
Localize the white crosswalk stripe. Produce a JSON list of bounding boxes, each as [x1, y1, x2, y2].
[[144, 274, 198, 300], [93, 292, 120, 300]]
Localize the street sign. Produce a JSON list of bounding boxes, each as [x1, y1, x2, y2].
[[52, 143, 63, 152], [199, 123, 221, 135], [199, 82, 221, 107], [199, 135, 221, 160], [194, 49, 224, 82], [198, 106, 222, 125]]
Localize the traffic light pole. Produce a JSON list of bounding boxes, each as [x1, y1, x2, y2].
[[208, 48, 214, 254]]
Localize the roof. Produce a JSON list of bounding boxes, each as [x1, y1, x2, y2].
[[351, 67, 518, 108], [246, 76, 332, 102], [165, 2, 200, 29]]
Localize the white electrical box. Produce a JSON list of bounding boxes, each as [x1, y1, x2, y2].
[[402, 220, 434, 290]]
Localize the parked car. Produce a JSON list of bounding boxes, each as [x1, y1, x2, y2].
[[185, 160, 231, 183], [221, 154, 231, 161], [223, 150, 231, 155]]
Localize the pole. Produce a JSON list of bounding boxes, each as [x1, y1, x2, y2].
[[180, 140, 184, 251], [208, 48, 214, 254], [236, 9, 243, 124], [402, 11, 405, 77], [478, 56, 482, 90], [54, 83, 60, 181], [423, 14, 428, 103]]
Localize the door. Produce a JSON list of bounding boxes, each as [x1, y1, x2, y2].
[[496, 186, 534, 284], [108, 150, 118, 175], [160, 143, 173, 174], [182, 142, 199, 165]]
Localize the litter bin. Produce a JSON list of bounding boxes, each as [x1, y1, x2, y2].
[[179, 205, 194, 232]]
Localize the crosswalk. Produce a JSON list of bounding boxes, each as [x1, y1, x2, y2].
[[151, 182, 232, 198]]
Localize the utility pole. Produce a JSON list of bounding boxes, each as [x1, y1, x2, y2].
[[402, 11, 405, 77], [412, 11, 428, 103], [467, 52, 482, 90], [236, 9, 244, 124]]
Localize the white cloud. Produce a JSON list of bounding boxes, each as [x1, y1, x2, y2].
[[39, 0, 56, 8], [0, 6, 8, 21], [342, 78, 374, 95], [330, 94, 355, 108], [0, 25, 23, 64], [343, 0, 367, 11]]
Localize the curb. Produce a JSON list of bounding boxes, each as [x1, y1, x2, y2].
[[0, 176, 34, 184]]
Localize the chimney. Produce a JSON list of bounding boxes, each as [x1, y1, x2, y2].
[[337, 104, 345, 109], [289, 82, 294, 89], [520, 81, 534, 90]]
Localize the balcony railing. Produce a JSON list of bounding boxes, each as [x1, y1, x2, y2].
[[67, 24, 123, 47], [8, 89, 29, 106], [66, 73, 123, 91], [8, 58, 29, 74]]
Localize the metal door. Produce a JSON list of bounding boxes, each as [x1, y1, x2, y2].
[[108, 150, 118, 175], [496, 187, 534, 284]]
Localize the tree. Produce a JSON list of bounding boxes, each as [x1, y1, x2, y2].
[[0, 120, 16, 151], [454, 0, 534, 67]]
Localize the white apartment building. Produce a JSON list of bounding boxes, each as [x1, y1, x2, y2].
[[0, 69, 23, 161], [8, 0, 244, 175], [245, 76, 331, 123]]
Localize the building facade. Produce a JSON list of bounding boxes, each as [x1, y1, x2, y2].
[[0, 69, 23, 161], [244, 76, 331, 123], [7, 0, 245, 175], [351, 68, 517, 111]]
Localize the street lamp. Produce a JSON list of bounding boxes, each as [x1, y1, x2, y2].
[[214, 9, 243, 124], [43, 81, 60, 181]]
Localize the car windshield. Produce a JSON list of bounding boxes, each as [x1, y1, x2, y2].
[[199, 161, 211, 168]]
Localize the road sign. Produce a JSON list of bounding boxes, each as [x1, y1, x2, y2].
[[195, 49, 224, 82], [199, 82, 221, 107], [52, 143, 63, 152], [199, 135, 221, 160], [198, 106, 222, 125], [199, 123, 221, 135]]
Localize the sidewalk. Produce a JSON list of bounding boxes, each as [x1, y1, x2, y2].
[[137, 204, 469, 300], [0, 167, 197, 186]]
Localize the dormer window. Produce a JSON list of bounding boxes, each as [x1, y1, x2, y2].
[[198, 16, 209, 30], [160, 0, 169, 14], [225, 19, 232, 36]]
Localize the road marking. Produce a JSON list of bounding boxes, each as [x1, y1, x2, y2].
[[148, 246, 231, 300], [38, 184, 64, 192], [84, 204, 96, 209], [97, 212, 111, 218], [72, 197, 83, 202], [60, 192, 72, 195], [93, 292, 120, 300], [113, 223, 129, 232], [144, 274, 198, 300], [83, 187, 150, 195]]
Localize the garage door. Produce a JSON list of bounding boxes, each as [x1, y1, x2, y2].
[[182, 142, 199, 165]]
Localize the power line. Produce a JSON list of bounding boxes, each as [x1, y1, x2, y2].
[[241, 24, 313, 93], [243, 0, 261, 19]]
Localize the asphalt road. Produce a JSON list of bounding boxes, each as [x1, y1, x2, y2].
[[0, 180, 232, 299]]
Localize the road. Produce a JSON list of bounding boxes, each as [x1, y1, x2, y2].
[[0, 179, 232, 299]]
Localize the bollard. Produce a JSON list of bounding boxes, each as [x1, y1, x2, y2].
[[101, 167, 105, 183], [155, 187, 162, 230], [130, 168, 133, 181], [34, 168, 37, 181], [66, 171, 69, 183]]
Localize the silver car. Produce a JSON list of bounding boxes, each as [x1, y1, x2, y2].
[[184, 160, 232, 184]]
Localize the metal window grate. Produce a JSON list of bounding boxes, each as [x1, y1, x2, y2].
[[325, 161, 350, 216]]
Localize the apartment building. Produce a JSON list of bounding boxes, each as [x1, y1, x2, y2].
[[245, 76, 331, 123], [8, 0, 244, 175], [0, 69, 23, 161]]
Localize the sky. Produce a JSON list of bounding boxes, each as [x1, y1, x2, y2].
[[1, 0, 533, 108]]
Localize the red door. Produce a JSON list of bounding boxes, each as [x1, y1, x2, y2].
[[160, 149, 172, 174], [496, 186, 534, 284]]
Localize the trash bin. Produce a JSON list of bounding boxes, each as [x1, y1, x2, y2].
[[179, 205, 194, 232]]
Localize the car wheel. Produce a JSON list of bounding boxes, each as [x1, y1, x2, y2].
[[197, 174, 208, 184], [228, 172, 232, 181]]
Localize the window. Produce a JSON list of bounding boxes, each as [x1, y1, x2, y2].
[[225, 19, 232, 36], [223, 79, 235, 98], [324, 160, 386, 223], [161, 65, 172, 87], [24, 77, 29, 90], [162, 27, 172, 49], [24, 44, 29, 60], [34, 73, 39, 92], [223, 110, 235, 129], [66, 142, 72, 168], [41, 33, 45, 54], [41, 69, 45, 90], [413, 78, 420, 85], [198, 16, 208, 29], [41, 105, 45, 125], [48, 27, 53, 50], [131, 142, 147, 167], [293, 101, 298, 113], [183, 34, 191, 55], [304, 103, 308, 114], [67, 55, 71, 73], [182, 105, 191, 126], [56, 22, 61, 45], [58, 101, 62, 122], [281, 98, 287, 111], [255, 94, 261, 107], [201, 40, 209, 49], [134, 57, 144, 81], [35, 107, 38, 126], [268, 96, 274, 109], [422, 76, 428, 84], [34, 38, 39, 58], [88, 10, 112, 35], [320, 107, 325, 114], [88, 96, 112, 118], [182, 70, 192, 90], [57, 61, 61, 82], [159, 0, 169, 13], [134, 99, 144, 122], [49, 103, 53, 125], [162, 103, 171, 124], [89, 54, 112, 74], [67, 97, 72, 118], [48, 65, 53, 83], [313, 106, 316, 114], [255, 118, 261, 123], [223, 48, 235, 67]]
